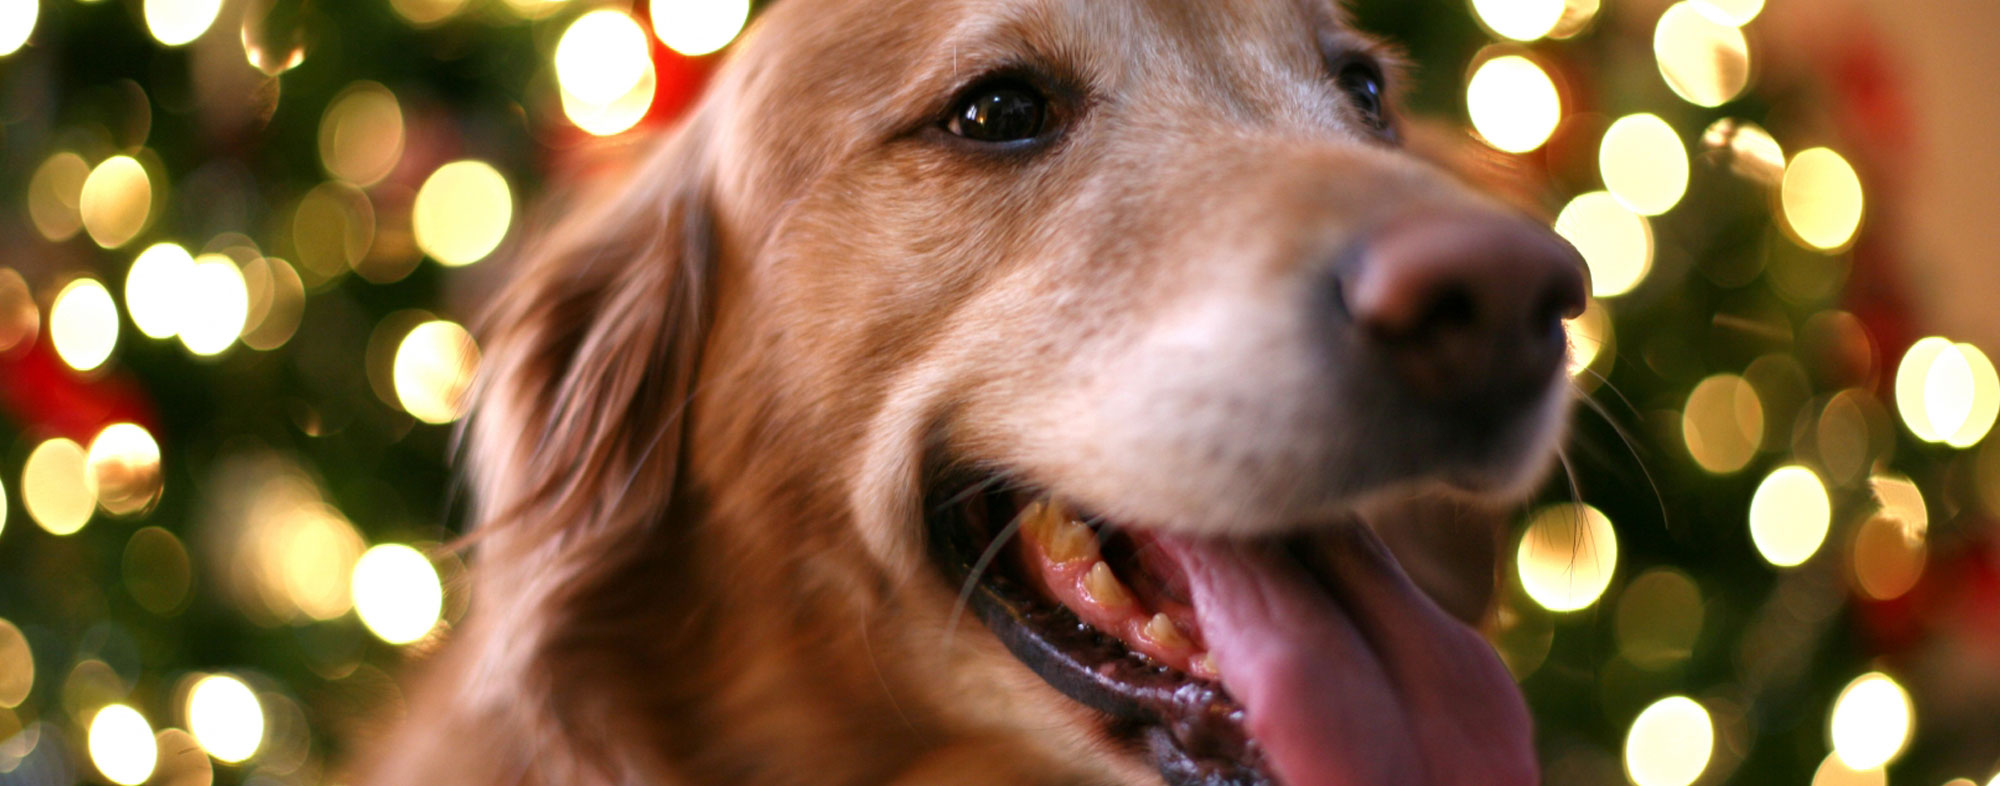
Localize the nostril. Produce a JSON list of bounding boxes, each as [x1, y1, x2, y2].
[[1408, 286, 1478, 339]]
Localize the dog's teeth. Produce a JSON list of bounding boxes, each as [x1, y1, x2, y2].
[[1021, 498, 1096, 563], [1081, 562, 1134, 609], [1143, 613, 1188, 650], [1192, 652, 1220, 678]]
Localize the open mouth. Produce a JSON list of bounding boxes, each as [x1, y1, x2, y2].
[[926, 471, 1534, 786]]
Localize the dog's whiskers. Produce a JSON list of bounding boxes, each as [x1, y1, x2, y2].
[[942, 507, 1026, 653]]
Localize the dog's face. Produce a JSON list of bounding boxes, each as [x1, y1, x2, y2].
[[464, 1, 1586, 784]]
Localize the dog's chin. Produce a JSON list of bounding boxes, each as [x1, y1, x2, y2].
[[922, 452, 1553, 785]]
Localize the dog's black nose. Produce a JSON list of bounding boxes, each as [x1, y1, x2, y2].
[[1334, 212, 1589, 406]]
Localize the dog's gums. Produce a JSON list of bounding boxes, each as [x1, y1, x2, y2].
[[930, 478, 1539, 786]]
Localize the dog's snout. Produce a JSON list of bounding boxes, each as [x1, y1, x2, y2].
[[1334, 213, 1589, 405]]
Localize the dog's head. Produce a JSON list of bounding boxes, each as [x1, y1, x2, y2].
[[462, 1, 1584, 784]]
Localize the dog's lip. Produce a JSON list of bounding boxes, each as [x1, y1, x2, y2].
[[926, 476, 1276, 786]]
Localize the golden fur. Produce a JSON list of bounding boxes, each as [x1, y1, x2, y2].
[[368, 1, 1563, 784]]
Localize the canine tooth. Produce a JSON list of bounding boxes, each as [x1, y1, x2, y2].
[[1082, 562, 1134, 608], [1143, 613, 1188, 650], [1045, 516, 1098, 563], [1018, 499, 1055, 543], [1195, 653, 1219, 676]]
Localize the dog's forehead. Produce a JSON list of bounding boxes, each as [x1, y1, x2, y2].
[[737, 0, 1366, 136]]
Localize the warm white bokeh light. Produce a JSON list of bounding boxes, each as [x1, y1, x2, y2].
[[79, 155, 154, 250], [1653, 2, 1750, 107], [0, 0, 37, 57], [1853, 475, 1928, 601], [413, 161, 513, 267], [1692, 0, 1764, 27], [1810, 753, 1886, 786], [352, 544, 445, 645], [23, 438, 95, 535], [27, 151, 91, 242], [1624, 696, 1713, 786], [88, 704, 158, 785], [1781, 147, 1865, 252], [144, 0, 224, 46], [1565, 298, 1613, 378], [187, 674, 264, 763], [320, 82, 406, 186], [390, 0, 471, 26], [1466, 55, 1561, 154], [1749, 465, 1831, 568], [650, 0, 750, 57], [1897, 337, 2000, 447], [1599, 113, 1689, 216], [1829, 672, 1913, 771], [556, 10, 657, 136], [87, 422, 164, 516], [1470, 0, 1566, 41], [125, 242, 197, 340], [1556, 191, 1654, 297], [1516, 504, 1618, 612], [178, 254, 249, 356], [50, 277, 120, 372], [393, 320, 481, 424], [1682, 374, 1764, 474]]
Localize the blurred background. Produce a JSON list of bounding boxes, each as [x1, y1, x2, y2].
[[0, 0, 1995, 785]]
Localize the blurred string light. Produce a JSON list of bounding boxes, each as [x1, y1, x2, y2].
[[651, 0, 751, 57], [24, 438, 96, 535], [126, 242, 197, 340], [0, 0, 33, 56], [144, 0, 223, 47], [186, 674, 263, 763], [1469, 0, 1565, 41], [178, 254, 249, 357], [1781, 147, 1866, 252], [413, 161, 512, 267], [556, 10, 657, 136], [240, 256, 305, 350], [1623, 696, 1713, 786], [0, 269, 34, 353], [1829, 672, 1913, 770], [88, 704, 157, 785], [152, 728, 213, 786], [352, 544, 444, 645], [79, 155, 154, 250], [393, 320, 481, 424], [1565, 298, 1612, 378], [1701, 118, 1786, 186], [390, 0, 470, 27], [1852, 475, 1927, 601], [0, 619, 30, 708], [1749, 465, 1830, 568], [1466, 54, 1561, 154], [27, 151, 90, 241], [87, 423, 164, 516], [1653, 1, 1750, 107], [1895, 337, 1999, 447], [1600, 114, 1689, 216], [1682, 374, 1764, 474], [1614, 568, 1703, 668], [319, 83, 406, 186], [240, 0, 307, 74], [1555, 191, 1653, 297], [499, 0, 569, 20], [1516, 503, 1618, 612], [1547, 0, 1601, 39], [1692, 0, 1764, 27], [124, 526, 194, 615], [292, 181, 377, 282], [1811, 753, 1886, 786], [0, 476, 7, 540], [51, 277, 120, 372]]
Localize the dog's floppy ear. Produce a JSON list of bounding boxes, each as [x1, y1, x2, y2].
[[453, 118, 719, 777]]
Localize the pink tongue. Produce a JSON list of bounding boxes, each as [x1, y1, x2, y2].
[[1153, 528, 1537, 786]]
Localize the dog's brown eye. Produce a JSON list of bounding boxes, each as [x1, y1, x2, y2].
[[1336, 62, 1387, 130], [947, 83, 1048, 143]]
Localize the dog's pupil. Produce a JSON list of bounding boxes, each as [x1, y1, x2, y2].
[[959, 87, 1044, 142], [1337, 65, 1384, 128]]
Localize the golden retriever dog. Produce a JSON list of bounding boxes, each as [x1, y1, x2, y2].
[[370, 1, 1587, 784]]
